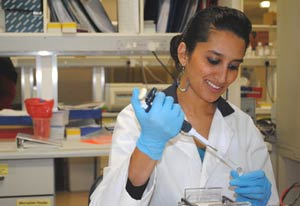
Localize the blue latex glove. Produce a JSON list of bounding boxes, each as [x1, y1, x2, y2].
[[131, 88, 184, 160], [230, 170, 272, 206]]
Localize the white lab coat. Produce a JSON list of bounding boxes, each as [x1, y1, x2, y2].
[[90, 102, 279, 206]]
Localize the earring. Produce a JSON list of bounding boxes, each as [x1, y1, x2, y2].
[[176, 66, 190, 93]]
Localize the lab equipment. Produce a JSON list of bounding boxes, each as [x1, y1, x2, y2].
[[142, 87, 244, 174], [132, 88, 184, 160], [230, 170, 271, 206], [105, 83, 144, 111], [25, 98, 54, 139], [178, 187, 251, 206], [105, 83, 170, 112]]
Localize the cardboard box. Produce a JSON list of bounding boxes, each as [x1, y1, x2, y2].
[[2, 0, 43, 32], [263, 11, 277, 25], [2, 0, 42, 11]]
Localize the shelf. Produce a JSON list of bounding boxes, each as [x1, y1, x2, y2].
[[242, 56, 276, 67], [252, 24, 277, 31], [12, 55, 172, 68], [256, 107, 271, 115], [0, 33, 177, 56], [12, 56, 276, 68]]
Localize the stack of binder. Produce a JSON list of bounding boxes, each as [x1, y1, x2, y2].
[[48, 0, 115, 33], [151, 0, 218, 33]]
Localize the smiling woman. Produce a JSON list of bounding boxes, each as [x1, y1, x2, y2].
[[89, 6, 279, 206]]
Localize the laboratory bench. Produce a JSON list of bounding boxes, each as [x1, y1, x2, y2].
[[0, 138, 110, 206]]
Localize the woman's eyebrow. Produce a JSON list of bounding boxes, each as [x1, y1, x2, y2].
[[208, 50, 244, 63], [232, 59, 244, 63]]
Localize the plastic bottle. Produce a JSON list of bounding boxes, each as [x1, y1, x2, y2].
[[264, 43, 271, 56]]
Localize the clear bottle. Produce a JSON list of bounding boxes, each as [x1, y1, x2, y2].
[[269, 42, 276, 56], [256, 42, 264, 57], [264, 43, 271, 56], [245, 45, 253, 57]]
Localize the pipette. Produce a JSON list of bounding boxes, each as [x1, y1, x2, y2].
[[181, 121, 243, 175], [140, 87, 243, 175]]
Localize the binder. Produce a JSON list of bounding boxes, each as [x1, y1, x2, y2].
[[63, 0, 97, 32], [47, 0, 59, 22], [49, 0, 74, 23], [144, 0, 159, 24], [178, 0, 199, 32], [62, 0, 80, 23], [68, 109, 102, 120], [0, 127, 33, 139], [156, 0, 171, 33], [79, 0, 115, 32], [16, 133, 62, 149], [165, 0, 179, 32], [169, 0, 195, 32], [0, 116, 32, 125]]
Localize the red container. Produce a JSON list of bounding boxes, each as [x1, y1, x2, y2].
[[24, 98, 54, 138]]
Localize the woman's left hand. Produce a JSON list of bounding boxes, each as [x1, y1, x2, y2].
[[230, 170, 272, 206]]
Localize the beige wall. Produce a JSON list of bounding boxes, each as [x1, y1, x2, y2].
[[277, 0, 300, 196]]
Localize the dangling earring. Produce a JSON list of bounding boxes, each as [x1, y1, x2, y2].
[[176, 66, 190, 92]]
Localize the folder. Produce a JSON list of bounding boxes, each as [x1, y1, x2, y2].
[[16, 133, 62, 149]]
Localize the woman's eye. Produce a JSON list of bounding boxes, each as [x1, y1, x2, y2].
[[207, 58, 220, 65], [228, 63, 240, 70]]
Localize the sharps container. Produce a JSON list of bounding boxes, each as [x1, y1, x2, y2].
[[25, 98, 54, 139]]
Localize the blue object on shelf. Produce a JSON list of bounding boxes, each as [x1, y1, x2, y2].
[[0, 116, 32, 125], [68, 109, 102, 120]]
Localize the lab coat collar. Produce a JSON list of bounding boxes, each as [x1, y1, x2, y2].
[[163, 82, 235, 117]]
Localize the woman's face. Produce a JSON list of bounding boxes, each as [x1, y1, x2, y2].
[[178, 29, 246, 103]]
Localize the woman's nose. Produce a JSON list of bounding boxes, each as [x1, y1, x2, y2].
[[216, 66, 228, 83]]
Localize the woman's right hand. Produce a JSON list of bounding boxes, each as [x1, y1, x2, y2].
[[131, 88, 184, 160]]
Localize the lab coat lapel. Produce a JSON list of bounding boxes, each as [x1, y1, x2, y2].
[[170, 134, 200, 160], [199, 109, 234, 187]]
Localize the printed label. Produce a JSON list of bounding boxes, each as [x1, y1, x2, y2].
[[0, 164, 8, 176], [17, 199, 51, 206]]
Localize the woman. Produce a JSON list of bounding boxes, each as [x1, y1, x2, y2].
[[90, 6, 279, 206]]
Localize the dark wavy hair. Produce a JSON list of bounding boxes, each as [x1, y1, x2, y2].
[[170, 6, 252, 71]]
